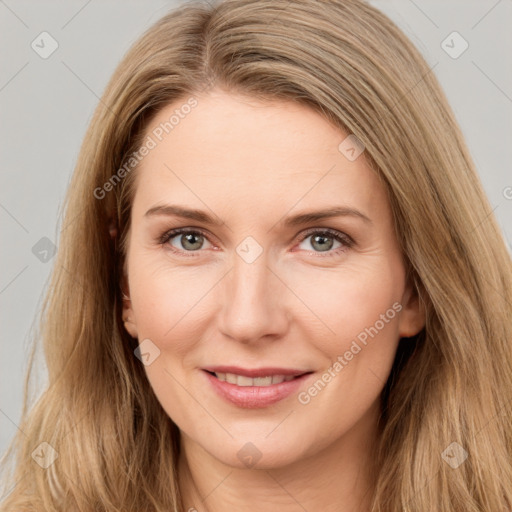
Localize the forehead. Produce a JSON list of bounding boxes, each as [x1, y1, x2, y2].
[[131, 90, 387, 221]]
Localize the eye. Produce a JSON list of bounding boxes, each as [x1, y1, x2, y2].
[[159, 228, 214, 255], [158, 227, 354, 257], [295, 228, 354, 256]]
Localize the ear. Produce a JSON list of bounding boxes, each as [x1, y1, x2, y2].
[[398, 276, 426, 338], [120, 270, 139, 339]]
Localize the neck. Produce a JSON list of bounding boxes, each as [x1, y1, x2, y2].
[[178, 400, 380, 512]]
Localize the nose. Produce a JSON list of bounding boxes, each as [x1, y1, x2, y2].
[[217, 249, 290, 344]]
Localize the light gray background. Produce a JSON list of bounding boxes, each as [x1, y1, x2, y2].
[[1, 0, 511, 461]]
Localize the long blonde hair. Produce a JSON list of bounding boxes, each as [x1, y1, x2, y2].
[[2, 0, 511, 510]]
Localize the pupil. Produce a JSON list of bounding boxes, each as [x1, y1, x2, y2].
[[182, 233, 202, 250], [312, 234, 333, 252]]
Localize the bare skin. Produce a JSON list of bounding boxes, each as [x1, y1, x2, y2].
[[122, 88, 425, 512]]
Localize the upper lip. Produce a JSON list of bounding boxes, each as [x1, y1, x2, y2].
[[202, 366, 312, 378]]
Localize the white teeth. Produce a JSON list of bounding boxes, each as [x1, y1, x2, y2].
[[237, 375, 254, 386], [226, 373, 238, 384], [254, 376, 273, 386], [214, 372, 296, 386]]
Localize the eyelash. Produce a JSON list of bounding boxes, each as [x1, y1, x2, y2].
[[158, 227, 355, 258]]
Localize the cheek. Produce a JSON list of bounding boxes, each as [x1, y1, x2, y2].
[[129, 258, 222, 357], [292, 273, 403, 441], [290, 259, 404, 350], [127, 261, 213, 426]]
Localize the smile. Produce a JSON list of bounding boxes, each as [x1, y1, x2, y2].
[[202, 367, 314, 408]]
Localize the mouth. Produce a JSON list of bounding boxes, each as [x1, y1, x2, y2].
[[201, 367, 314, 408], [202, 365, 313, 384]]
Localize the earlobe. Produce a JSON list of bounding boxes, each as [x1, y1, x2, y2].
[[122, 296, 138, 338], [121, 276, 138, 339], [398, 279, 426, 338], [123, 316, 139, 339]]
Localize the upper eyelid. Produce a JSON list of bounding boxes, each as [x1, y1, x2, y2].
[[161, 226, 214, 244]]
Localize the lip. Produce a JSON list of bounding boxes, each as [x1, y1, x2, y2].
[[202, 368, 314, 409]]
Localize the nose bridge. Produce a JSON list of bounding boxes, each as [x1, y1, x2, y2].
[[217, 246, 288, 342]]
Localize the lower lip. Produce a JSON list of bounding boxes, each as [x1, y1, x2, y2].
[[203, 370, 312, 409]]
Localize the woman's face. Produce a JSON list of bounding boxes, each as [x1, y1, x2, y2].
[[122, 88, 424, 469]]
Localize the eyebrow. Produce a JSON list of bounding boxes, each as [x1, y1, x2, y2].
[[144, 204, 372, 227]]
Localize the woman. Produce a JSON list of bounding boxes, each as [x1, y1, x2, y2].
[[1, 0, 511, 510]]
